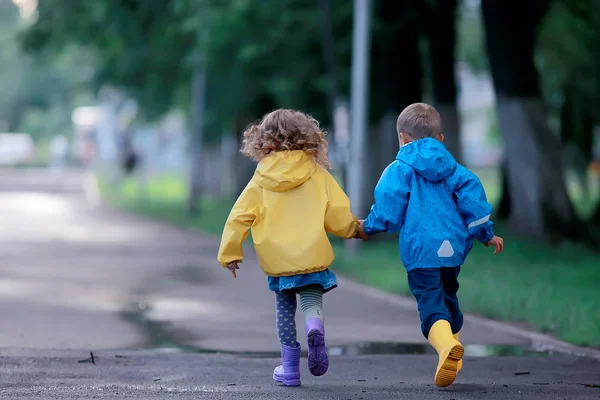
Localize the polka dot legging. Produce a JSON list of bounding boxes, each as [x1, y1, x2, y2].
[[275, 288, 323, 347]]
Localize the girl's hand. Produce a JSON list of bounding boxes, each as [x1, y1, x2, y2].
[[485, 236, 504, 254], [227, 262, 240, 278], [356, 220, 369, 241]]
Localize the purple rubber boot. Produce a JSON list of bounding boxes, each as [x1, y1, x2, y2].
[[305, 317, 329, 376], [273, 342, 301, 386]]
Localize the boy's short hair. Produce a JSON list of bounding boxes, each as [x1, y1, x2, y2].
[[396, 103, 442, 139]]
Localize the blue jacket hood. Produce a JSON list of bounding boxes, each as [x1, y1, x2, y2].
[[396, 138, 456, 182]]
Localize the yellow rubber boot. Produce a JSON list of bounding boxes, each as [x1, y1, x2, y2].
[[428, 320, 464, 387], [453, 333, 463, 372]]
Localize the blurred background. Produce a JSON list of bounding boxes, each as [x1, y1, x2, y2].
[[0, 0, 599, 348]]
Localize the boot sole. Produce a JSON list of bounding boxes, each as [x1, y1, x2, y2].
[[435, 343, 464, 387], [307, 329, 329, 376], [273, 374, 301, 387]]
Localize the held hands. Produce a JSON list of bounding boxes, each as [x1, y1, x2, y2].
[[485, 235, 504, 254], [227, 261, 240, 278], [356, 220, 369, 241]]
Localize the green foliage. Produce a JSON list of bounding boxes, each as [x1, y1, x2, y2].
[[457, 0, 488, 73], [0, 1, 92, 140], [22, 0, 194, 120], [19, 0, 598, 152], [21, 0, 340, 127], [198, 0, 352, 131], [19, 105, 70, 139], [17, 0, 368, 134], [536, 1, 598, 118]]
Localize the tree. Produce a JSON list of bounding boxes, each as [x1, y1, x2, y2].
[[22, 0, 194, 121], [489, 0, 600, 226], [348, 0, 462, 220], [481, 0, 586, 242], [424, 0, 461, 163], [199, 0, 341, 194], [23, 0, 345, 200], [0, 1, 93, 142]]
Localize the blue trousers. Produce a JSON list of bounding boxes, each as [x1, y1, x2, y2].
[[407, 266, 463, 338]]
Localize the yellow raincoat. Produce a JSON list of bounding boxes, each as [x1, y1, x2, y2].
[[217, 150, 359, 277]]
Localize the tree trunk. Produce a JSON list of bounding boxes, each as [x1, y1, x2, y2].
[[372, 0, 422, 175], [593, 203, 600, 225], [560, 86, 595, 205], [496, 161, 511, 219], [437, 105, 460, 162], [425, 0, 461, 163], [319, 0, 338, 127], [188, 65, 207, 216], [589, 1, 600, 231], [482, 0, 582, 241], [319, 0, 348, 185], [187, 5, 209, 217], [345, 0, 373, 255]]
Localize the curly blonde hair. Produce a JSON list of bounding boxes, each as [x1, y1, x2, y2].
[[240, 109, 331, 168]]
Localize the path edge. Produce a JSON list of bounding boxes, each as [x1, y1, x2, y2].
[[338, 276, 600, 361]]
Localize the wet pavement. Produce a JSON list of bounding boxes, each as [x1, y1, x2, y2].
[[0, 168, 598, 399], [1, 349, 599, 399]]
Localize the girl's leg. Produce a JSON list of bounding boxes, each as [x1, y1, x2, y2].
[[299, 286, 329, 376], [275, 290, 298, 347], [299, 286, 324, 322], [273, 291, 301, 386]]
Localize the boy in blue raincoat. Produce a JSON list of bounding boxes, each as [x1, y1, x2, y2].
[[360, 103, 504, 388]]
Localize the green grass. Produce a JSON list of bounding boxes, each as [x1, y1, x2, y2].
[[98, 170, 600, 347], [332, 235, 600, 347], [98, 173, 232, 235]]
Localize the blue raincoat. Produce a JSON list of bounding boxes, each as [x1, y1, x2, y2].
[[363, 138, 494, 271]]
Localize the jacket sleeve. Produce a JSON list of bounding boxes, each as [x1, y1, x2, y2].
[[363, 162, 409, 235], [217, 182, 259, 267], [453, 166, 494, 243], [324, 171, 360, 239]]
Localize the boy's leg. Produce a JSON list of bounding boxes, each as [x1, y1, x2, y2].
[[299, 286, 328, 376], [408, 268, 463, 387], [441, 267, 463, 372], [407, 268, 451, 337], [441, 266, 463, 334], [273, 291, 301, 386]]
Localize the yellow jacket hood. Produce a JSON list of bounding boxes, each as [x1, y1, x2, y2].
[[254, 151, 318, 192]]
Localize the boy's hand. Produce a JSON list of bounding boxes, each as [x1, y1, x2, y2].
[[227, 261, 240, 278], [485, 236, 504, 254], [356, 220, 369, 241]]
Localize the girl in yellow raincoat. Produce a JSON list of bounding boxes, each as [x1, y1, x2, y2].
[[217, 109, 366, 387]]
